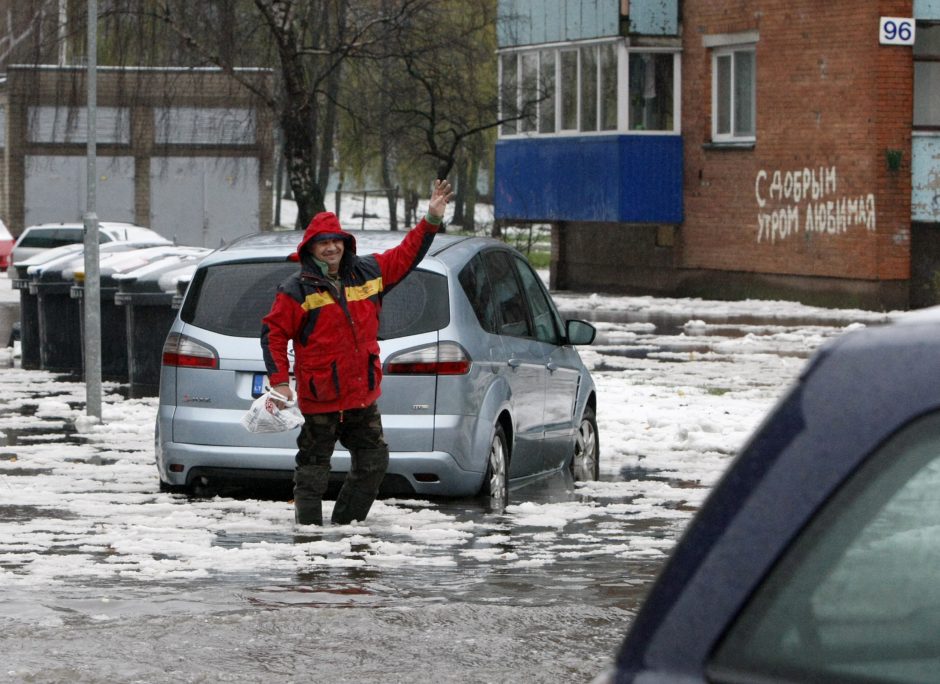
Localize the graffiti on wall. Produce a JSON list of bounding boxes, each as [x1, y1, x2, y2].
[[755, 166, 876, 244]]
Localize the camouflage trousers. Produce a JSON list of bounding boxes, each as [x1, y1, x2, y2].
[[293, 402, 389, 526]]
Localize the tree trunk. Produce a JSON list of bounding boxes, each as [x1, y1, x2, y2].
[[465, 154, 479, 233], [451, 156, 467, 227], [380, 142, 398, 231], [283, 111, 325, 230]]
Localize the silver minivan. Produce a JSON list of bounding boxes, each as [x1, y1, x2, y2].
[[156, 230, 599, 504]]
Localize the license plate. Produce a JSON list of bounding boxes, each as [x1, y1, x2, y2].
[[252, 373, 293, 398]]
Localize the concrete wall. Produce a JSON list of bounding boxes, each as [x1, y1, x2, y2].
[[2, 66, 274, 244]]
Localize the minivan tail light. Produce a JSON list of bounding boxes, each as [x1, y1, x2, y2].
[[385, 342, 471, 375], [162, 332, 219, 369]]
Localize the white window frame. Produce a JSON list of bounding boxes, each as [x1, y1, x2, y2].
[[705, 31, 758, 144], [620, 49, 682, 135], [498, 40, 681, 139]]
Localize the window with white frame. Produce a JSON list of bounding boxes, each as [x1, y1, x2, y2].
[[499, 41, 679, 137], [629, 52, 675, 131], [711, 45, 756, 142]]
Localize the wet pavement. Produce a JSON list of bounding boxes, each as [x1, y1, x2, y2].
[[0, 291, 885, 682]]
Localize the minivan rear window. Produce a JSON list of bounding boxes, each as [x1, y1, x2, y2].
[[181, 261, 448, 339]]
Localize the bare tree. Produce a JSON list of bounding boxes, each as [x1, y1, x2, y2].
[[338, 0, 500, 232], [10, 0, 517, 233]]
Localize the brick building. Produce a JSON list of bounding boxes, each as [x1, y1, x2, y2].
[[495, 0, 936, 309]]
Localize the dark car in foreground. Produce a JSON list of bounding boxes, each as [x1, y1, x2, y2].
[[157, 230, 599, 505], [602, 309, 940, 683]]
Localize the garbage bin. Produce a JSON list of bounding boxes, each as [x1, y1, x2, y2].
[[31, 252, 86, 373], [33, 240, 171, 375], [11, 244, 84, 370], [71, 245, 191, 382], [113, 247, 208, 396]]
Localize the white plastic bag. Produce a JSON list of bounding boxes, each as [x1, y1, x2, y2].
[[240, 390, 305, 433]]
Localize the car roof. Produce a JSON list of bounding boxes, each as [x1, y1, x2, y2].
[[197, 229, 510, 268], [21, 221, 142, 232], [615, 310, 940, 678], [16, 222, 168, 243]]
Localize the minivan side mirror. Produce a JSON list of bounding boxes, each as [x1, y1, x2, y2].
[[566, 319, 596, 345]]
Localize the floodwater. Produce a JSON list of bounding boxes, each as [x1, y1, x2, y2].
[[0, 304, 870, 683]]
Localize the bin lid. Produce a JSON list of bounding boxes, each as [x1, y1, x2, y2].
[[15, 243, 85, 272], [70, 245, 207, 283], [39, 241, 172, 282], [112, 247, 210, 293], [158, 262, 200, 295], [29, 240, 172, 281]]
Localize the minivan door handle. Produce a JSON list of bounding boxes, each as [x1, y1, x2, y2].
[[507, 358, 522, 368]]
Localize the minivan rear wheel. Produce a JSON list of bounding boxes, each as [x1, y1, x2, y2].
[[571, 406, 599, 481], [483, 424, 509, 512]]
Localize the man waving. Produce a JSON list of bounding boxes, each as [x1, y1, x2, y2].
[[261, 179, 454, 526]]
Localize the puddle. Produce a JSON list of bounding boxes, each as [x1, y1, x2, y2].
[[0, 504, 78, 521], [0, 424, 83, 447]]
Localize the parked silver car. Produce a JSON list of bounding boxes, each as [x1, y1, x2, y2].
[[10, 221, 166, 267], [156, 230, 599, 504]]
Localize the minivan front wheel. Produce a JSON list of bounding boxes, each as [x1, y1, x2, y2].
[[483, 424, 509, 512], [571, 406, 599, 481]]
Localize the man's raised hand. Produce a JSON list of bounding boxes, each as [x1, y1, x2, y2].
[[428, 179, 455, 219]]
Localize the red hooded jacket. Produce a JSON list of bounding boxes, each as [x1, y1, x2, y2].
[[260, 211, 438, 414]]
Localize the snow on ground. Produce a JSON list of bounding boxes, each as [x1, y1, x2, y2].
[[0, 195, 906, 591], [0, 284, 895, 591]]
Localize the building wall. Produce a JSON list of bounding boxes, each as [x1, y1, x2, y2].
[[2, 66, 274, 243], [680, 0, 912, 289], [532, 0, 921, 309]]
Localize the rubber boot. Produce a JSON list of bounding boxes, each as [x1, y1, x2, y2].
[[293, 464, 330, 525], [331, 487, 379, 525], [331, 448, 388, 524]]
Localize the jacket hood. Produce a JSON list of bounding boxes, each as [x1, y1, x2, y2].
[[295, 212, 357, 270]]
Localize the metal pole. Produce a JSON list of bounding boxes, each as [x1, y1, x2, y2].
[[83, 0, 101, 419]]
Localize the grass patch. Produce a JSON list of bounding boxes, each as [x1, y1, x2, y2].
[[526, 251, 551, 269]]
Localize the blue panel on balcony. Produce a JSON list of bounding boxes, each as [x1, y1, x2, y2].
[[494, 135, 683, 224]]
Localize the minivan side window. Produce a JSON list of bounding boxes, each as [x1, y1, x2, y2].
[[512, 254, 561, 345], [458, 254, 499, 334], [378, 270, 449, 339], [483, 250, 531, 338], [709, 410, 940, 683]]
